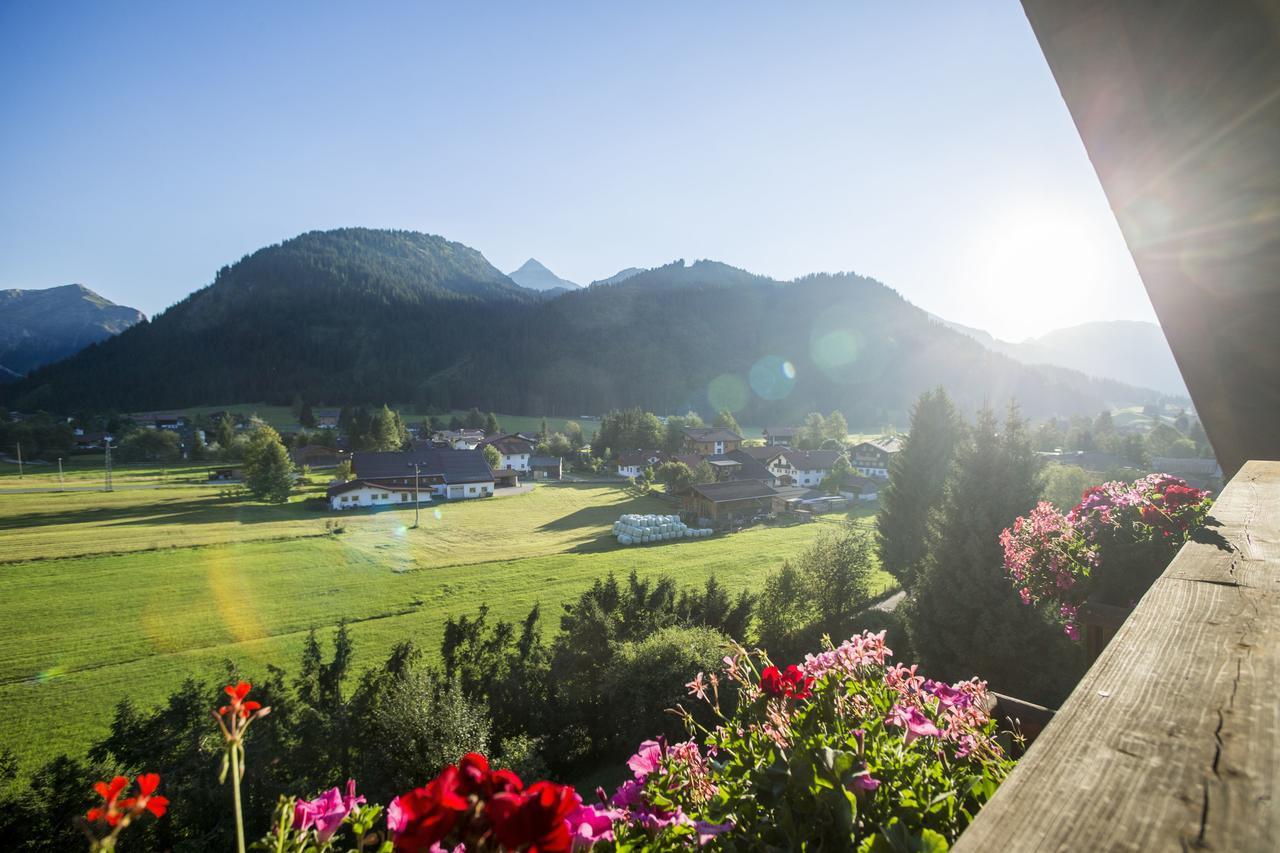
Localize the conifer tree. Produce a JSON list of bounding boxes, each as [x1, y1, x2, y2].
[[904, 405, 1082, 705], [876, 388, 964, 588], [485, 412, 500, 435], [243, 423, 294, 503]]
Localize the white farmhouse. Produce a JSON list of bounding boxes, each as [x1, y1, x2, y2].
[[617, 449, 666, 478], [327, 448, 495, 510], [481, 433, 536, 472]]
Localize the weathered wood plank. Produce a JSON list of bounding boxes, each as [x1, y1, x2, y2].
[[954, 461, 1280, 852]]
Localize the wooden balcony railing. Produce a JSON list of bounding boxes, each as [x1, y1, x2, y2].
[[954, 460, 1278, 852]]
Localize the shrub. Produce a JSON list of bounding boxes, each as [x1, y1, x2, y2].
[[1001, 473, 1212, 638]]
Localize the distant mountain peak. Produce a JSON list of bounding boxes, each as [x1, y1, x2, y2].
[[508, 258, 581, 292], [933, 315, 1187, 397], [0, 284, 144, 380], [590, 267, 645, 287]]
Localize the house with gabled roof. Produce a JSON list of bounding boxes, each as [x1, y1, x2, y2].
[[763, 426, 799, 447], [327, 448, 495, 509], [617, 449, 666, 478], [480, 433, 536, 472], [682, 427, 743, 456], [850, 436, 903, 479], [768, 449, 844, 488], [683, 479, 778, 525]]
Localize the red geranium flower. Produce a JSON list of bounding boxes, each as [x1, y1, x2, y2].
[[218, 681, 262, 719], [488, 780, 578, 853], [87, 775, 130, 825], [760, 664, 814, 700], [121, 772, 169, 819], [457, 751, 523, 799], [390, 766, 470, 852]]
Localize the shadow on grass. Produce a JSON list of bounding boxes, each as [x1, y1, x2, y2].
[[0, 495, 316, 532]]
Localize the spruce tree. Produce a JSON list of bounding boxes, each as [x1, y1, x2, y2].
[[876, 388, 963, 588], [485, 412, 500, 435], [904, 406, 1082, 705], [243, 424, 295, 503]]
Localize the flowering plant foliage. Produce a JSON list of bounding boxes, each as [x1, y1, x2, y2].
[[603, 631, 1012, 850], [1001, 474, 1212, 638]]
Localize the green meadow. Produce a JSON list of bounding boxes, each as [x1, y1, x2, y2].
[[0, 475, 888, 772]]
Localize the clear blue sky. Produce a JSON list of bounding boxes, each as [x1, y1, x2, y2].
[[0, 1, 1155, 340]]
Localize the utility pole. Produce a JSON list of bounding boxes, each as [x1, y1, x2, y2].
[[15, 441, 21, 479], [58, 457, 64, 490], [408, 461, 423, 528], [104, 439, 114, 492]]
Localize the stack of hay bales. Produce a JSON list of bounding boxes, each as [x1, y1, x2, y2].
[[612, 513, 713, 545]]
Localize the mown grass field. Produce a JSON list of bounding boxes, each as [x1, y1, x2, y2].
[[0, 476, 888, 772]]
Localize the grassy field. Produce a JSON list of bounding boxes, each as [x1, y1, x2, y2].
[[0, 475, 888, 772]]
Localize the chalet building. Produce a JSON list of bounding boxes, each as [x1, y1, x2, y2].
[[289, 445, 350, 469], [682, 427, 743, 456], [314, 409, 341, 430], [850, 436, 903, 479], [768, 449, 843, 488], [432, 429, 486, 450], [328, 448, 495, 509], [763, 426, 799, 447], [480, 434, 535, 472], [683, 480, 779, 526], [617, 450, 666, 478], [529, 455, 563, 480]]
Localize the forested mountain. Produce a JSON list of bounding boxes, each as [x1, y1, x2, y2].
[[3, 230, 1169, 424], [0, 284, 143, 380], [508, 258, 581, 293], [590, 267, 645, 287], [936, 317, 1188, 397]]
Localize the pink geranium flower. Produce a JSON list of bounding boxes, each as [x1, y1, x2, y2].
[[888, 703, 941, 744], [293, 779, 364, 842], [567, 801, 618, 850], [626, 740, 662, 779]]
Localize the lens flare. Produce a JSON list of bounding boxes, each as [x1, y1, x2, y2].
[[749, 355, 797, 401], [707, 373, 749, 413], [433, 509, 443, 521]]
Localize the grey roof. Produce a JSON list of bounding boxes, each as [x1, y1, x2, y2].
[[720, 449, 780, 482], [529, 455, 562, 467], [352, 448, 495, 484], [482, 434, 535, 454], [740, 445, 785, 461], [689, 479, 778, 502], [781, 449, 844, 470], [857, 436, 904, 454], [618, 449, 666, 466]]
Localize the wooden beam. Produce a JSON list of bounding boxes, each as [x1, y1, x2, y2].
[[1020, 0, 1280, 478], [954, 460, 1280, 851]]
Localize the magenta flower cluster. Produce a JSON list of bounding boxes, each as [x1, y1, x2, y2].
[[1001, 473, 1211, 638]]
